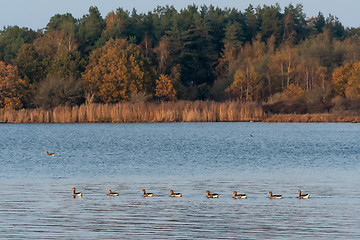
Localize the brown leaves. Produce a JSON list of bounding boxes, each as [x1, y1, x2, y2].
[[155, 74, 177, 101], [333, 62, 360, 99], [0, 61, 27, 109], [82, 38, 148, 103]]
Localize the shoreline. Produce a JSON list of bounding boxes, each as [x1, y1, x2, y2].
[[1, 101, 359, 123]]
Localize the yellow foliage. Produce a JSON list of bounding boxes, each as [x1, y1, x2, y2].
[[332, 62, 360, 99], [155, 74, 177, 101], [332, 63, 353, 97], [82, 38, 148, 103], [267, 83, 304, 103], [0, 61, 27, 109], [226, 65, 262, 102], [345, 62, 360, 99], [283, 84, 304, 100]]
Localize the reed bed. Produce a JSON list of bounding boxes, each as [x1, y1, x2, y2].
[[264, 113, 360, 123], [0, 101, 264, 123], [1, 102, 359, 123]]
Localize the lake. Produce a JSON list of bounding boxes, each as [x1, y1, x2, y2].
[[0, 123, 359, 239]]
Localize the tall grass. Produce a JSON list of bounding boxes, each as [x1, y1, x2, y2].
[[264, 113, 360, 123], [1, 101, 358, 123], [0, 101, 264, 123]]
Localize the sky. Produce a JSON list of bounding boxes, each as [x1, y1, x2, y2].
[[0, 0, 359, 30]]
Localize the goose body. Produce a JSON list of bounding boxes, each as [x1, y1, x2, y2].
[[268, 191, 282, 199], [169, 190, 182, 197], [141, 189, 154, 197], [107, 190, 119, 196], [205, 190, 219, 198], [297, 190, 310, 199], [71, 187, 83, 197], [232, 191, 247, 199], [46, 151, 55, 156]]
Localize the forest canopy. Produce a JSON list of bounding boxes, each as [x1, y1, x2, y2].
[[0, 4, 360, 113]]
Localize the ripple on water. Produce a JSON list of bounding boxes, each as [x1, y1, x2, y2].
[[0, 123, 359, 239]]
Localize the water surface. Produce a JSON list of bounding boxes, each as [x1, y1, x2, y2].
[[0, 123, 359, 239]]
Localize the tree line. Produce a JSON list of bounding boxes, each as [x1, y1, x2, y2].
[[0, 4, 359, 112]]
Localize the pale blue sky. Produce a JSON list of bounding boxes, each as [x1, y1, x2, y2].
[[0, 0, 359, 30]]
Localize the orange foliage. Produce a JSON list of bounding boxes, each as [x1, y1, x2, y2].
[[0, 61, 27, 109], [346, 63, 360, 99], [82, 38, 149, 103], [282, 83, 304, 100], [332, 63, 353, 97], [155, 74, 177, 101], [332, 62, 360, 99]]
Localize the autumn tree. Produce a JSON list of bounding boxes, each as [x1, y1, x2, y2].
[[332, 62, 360, 99], [82, 38, 154, 103], [34, 30, 78, 59], [346, 63, 360, 99], [282, 83, 305, 101], [0, 61, 28, 109], [155, 74, 177, 101], [154, 35, 170, 74]]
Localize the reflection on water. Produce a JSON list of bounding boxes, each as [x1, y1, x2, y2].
[[0, 123, 359, 239]]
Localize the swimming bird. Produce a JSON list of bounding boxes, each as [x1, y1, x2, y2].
[[267, 191, 282, 199], [71, 187, 83, 197], [205, 190, 219, 198], [46, 151, 55, 156], [141, 189, 154, 197], [296, 190, 310, 199], [107, 190, 119, 196], [169, 190, 182, 197], [232, 191, 247, 199]]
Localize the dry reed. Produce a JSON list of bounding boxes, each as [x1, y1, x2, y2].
[[264, 113, 360, 123], [1, 101, 359, 123], [0, 101, 264, 123]]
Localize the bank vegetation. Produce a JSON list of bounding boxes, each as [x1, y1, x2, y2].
[[1, 101, 359, 123]]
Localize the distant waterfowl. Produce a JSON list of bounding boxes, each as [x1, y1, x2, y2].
[[267, 191, 283, 199], [169, 190, 182, 197], [205, 190, 219, 198], [46, 151, 55, 156], [107, 190, 119, 196], [232, 191, 247, 199], [71, 187, 83, 197], [297, 190, 310, 199], [141, 189, 154, 197]]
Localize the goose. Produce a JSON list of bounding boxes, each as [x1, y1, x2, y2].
[[71, 187, 83, 197], [107, 190, 119, 196], [297, 190, 310, 199], [169, 190, 182, 197], [141, 189, 154, 197], [267, 191, 282, 199], [205, 190, 219, 198], [232, 191, 247, 199], [46, 151, 55, 156]]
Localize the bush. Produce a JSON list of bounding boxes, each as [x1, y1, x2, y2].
[[33, 75, 84, 109]]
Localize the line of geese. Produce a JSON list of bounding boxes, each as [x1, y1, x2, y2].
[[71, 188, 310, 199]]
